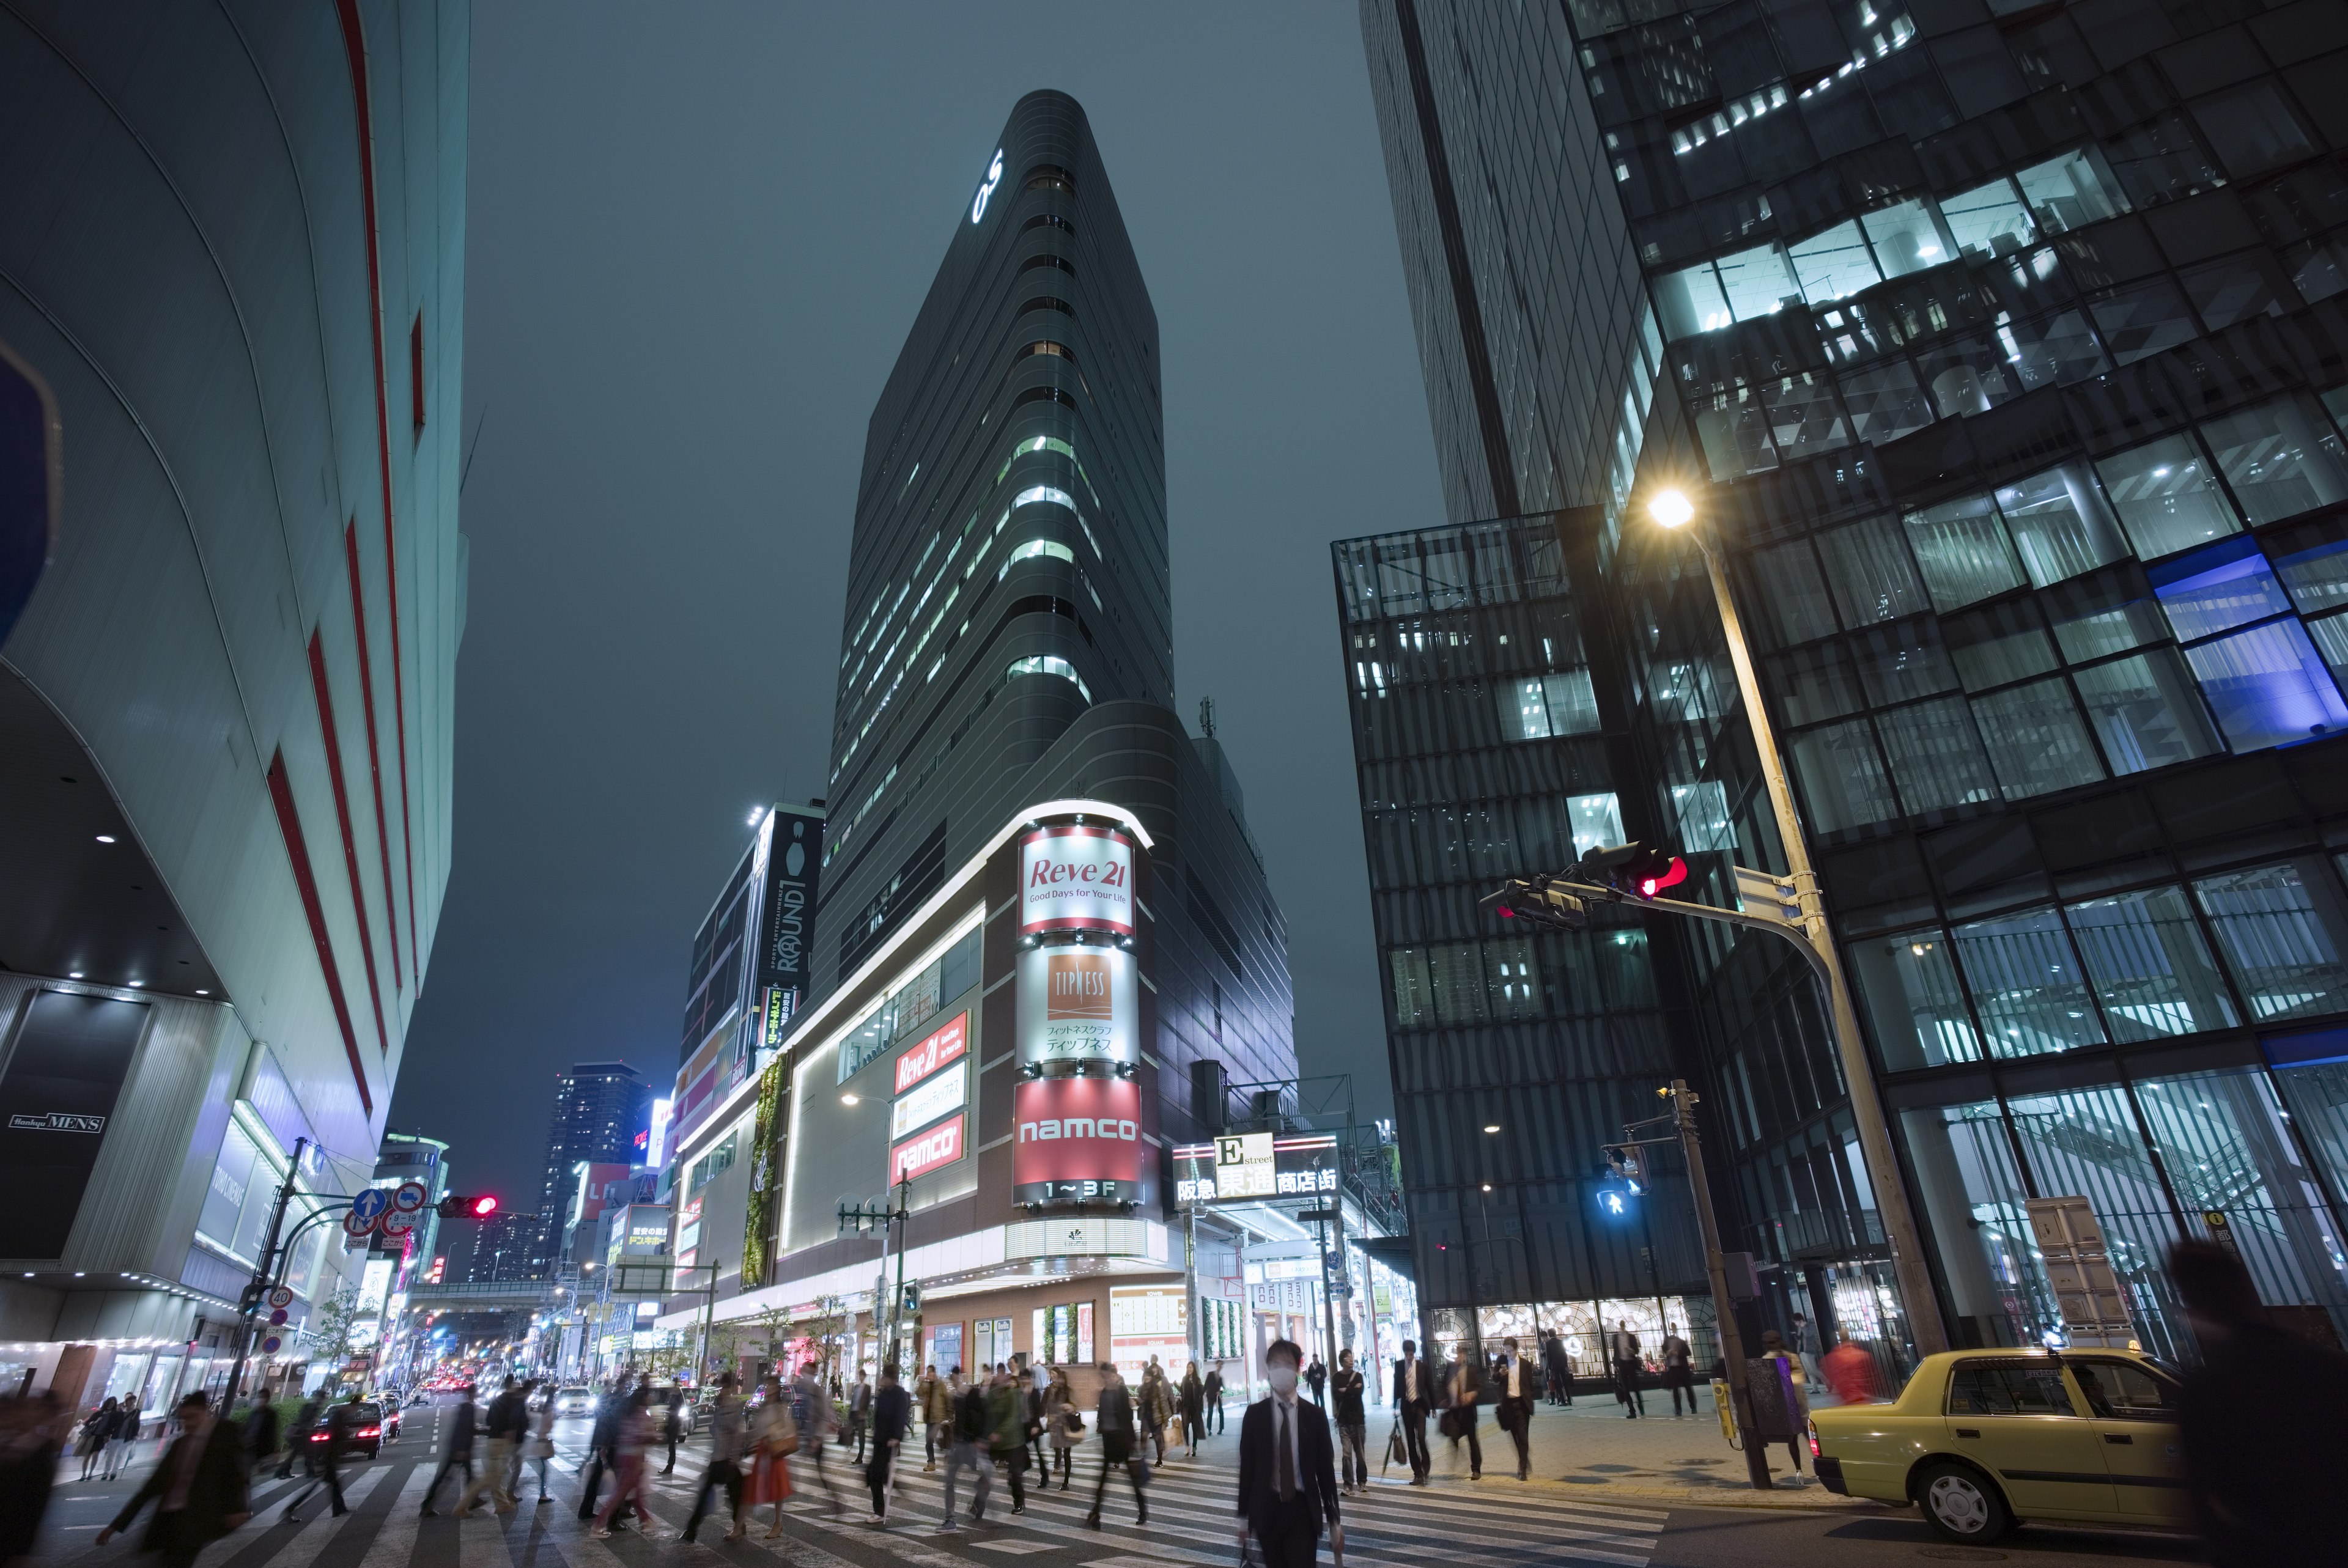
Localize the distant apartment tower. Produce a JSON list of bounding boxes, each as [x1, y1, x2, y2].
[[671, 802, 825, 1153], [521, 1062, 652, 1279]]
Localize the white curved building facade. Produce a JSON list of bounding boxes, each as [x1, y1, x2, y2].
[[0, 1, 468, 1404]]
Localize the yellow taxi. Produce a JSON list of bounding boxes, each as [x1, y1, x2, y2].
[[1807, 1347, 2187, 1545]]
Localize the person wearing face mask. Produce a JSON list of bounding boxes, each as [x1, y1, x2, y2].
[[1237, 1341, 1342, 1568]]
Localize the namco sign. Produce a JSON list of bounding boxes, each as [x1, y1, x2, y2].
[[1012, 1076, 1144, 1202], [890, 1113, 964, 1183], [1018, 825, 1135, 937]]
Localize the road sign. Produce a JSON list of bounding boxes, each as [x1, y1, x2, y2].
[[381, 1207, 419, 1237], [393, 1180, 429, 1213], [260, 1335, 282, 1355], [341, 1210, 377, 1240], [267, 1286, 295, 1309], [268, 1308, 288, 1326], [350, 1188, 392, 1226]]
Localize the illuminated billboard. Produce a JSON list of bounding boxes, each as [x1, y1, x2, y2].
[[1173, 1133, 1343, 1206], [1018, 825, 1135, 935], [1016, 944, 1135, 1068], [1013, 1076, 1144, 1204], [890, 1114, 965, 1183], [893, 1013, 969, 1094]]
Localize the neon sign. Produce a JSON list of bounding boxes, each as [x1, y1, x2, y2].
[[970, 149, 1005, 224]]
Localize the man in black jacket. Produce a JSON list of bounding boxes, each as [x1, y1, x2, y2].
[[1329, 1349, 1367, 1493], [456, 1377, 528, 1515], [99, 1393, 249, 1568], [1390, 1340, 1430, 1485], [284, 1393, 361, 1523], [1085, 1362, 1147, 1528], [1203, 1365, 1225, 1434], [1492, 1337, 1539, 1481], [1236, 1340, 1342, 1568], [420, 1385, 478, 1517], [865, 1363, 913, 1525], [1541, 1329, 1575, 1407]]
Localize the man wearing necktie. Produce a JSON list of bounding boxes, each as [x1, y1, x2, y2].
[[1494, 1337, 1538, 1481], [1236, 1339, 1342, 1568], [1390, 1339, 1430, 1484]]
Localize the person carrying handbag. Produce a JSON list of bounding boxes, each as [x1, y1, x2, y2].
[[745, 1377, 798, 1540], [1044, 1367, 1081, 1490]]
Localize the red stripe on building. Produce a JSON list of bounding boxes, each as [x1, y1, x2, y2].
[[344, 519, 402, 988], [335, 0, 420, 970], [265, 751, 373, 1114], [308, 631, 389, 1055]]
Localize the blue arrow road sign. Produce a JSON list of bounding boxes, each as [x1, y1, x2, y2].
[[350, 1187, 391, 1226]]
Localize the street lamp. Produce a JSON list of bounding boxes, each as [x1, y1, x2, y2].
[[1644, 484, 1948, 1359]]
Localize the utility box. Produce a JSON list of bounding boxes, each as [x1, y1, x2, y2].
[[2025, 1195, 2137, 1349]]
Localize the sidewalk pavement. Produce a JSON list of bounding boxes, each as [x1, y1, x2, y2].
[[1354, 1391, 1891, 1511]]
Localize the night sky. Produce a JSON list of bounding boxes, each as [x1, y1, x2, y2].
[[389, 4, 1447, 1207]]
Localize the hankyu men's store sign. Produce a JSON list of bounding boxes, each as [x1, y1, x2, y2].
[[890, 1113, 965, 1183], [1018, 825, 1134, 935], [1012, 1076, 1143, 1203], [1016, 944, 1135, 1068], [1172, 1133, 1342, 1206], [893, 1013, 968, 1094]]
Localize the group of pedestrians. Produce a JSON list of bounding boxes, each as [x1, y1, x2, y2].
[[72, 1397, 142, 1481], [416, 1377, 556, 1520]]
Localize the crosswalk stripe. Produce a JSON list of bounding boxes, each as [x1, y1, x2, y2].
[[352, 1464, 438, 1568], [1107, 1460, 1666, 1535]]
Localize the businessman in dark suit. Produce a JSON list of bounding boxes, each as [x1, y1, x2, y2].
[[1236, 1339, 1343, 1568], [1390, 1339, 1431, 1484]]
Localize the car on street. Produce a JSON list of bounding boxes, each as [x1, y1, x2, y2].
[[555, 1385, 592, 1417], [1808, 1347, 2187, 1545], [308, 1401, 388, 1460]]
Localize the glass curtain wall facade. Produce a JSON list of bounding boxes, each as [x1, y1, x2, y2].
[[814, 91, 1173, 1003], [1364, 0, 2348, 1356]]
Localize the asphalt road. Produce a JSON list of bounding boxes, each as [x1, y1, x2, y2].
[[26, 1398, 2204, 1566]]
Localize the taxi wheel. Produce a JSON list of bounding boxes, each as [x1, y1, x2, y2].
[[1914, 1461, 2010, 1544]]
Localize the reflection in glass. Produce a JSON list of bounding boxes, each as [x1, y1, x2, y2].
[[1900, 1102, 2062, 1347], [2150, 537, 2295, 641], [2072, 650, 2224, 774], [1946, 600, 2059, 691], [2000, 309, 2108, 391], [1760, 370, 1854, 458], [1790, 718, 1899, 832], [1850, 929, 1981, 1071], [2097, 435, 2242, 560], [1657, 261, 1731, 340], [2309, 614, 2348, 693], [1952, 906, 2105, 1056], [2269, 514, 2348, 614], [1768, 642, 1864, 725], [1877, 698, 1999, 814], [1971, 677, 2106, 800], [1861, 199, 1954, 278], [1818, 516, 1928, 625], [2088, 279, 2198, 366], [2004, 1087, 2194, 1362], [2198, 396, 2348, 526], [1566, 792, 1626, 858], [1940, 176, 2036, 261], [1715, 243, 1804, 321], [2195, 861, 2348, 1020], [2064, 886, 2239, 1040], [1851, 620, 1957, 705], [2014, 149, 2127, 234], [1789, 221, 1881, 304], [1917, 337, 2022, 418], [2270, 1059, 2348, 1313], [1903, 496, 2025, 611], [1748, 539, 1839, 645], [1997, 464, 2128, 588], [2180, 250, 2300, 333], [2132, 1069, 2348, 1334], [1840, 359, 1935, 446], [2182, 618, 2348, 752]]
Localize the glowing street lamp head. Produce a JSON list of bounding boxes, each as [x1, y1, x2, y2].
[[1648, 489, 1694, 529]]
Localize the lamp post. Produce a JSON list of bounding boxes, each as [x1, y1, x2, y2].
[[1648, 487, 1948, 1358]]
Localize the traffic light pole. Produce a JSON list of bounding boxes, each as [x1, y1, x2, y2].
[[1663, 1082, 1775, 1491], [1682, 526, 1948, 1358]]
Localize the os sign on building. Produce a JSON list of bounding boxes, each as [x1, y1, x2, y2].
[[1019, 825, 1134, 936]]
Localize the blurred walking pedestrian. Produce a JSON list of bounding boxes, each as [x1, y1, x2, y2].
[[1084, 1361, 1147, 1528], [1609, 1322, 1645, 1418], [0, 1393, 63, 1567], [419, 1384, 476, 1516], [97, 1393, 248, 1568]]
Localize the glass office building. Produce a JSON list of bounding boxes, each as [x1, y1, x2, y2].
[[1359, 0, 2348, 1356]]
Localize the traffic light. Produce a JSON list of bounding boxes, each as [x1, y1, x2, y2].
[[1575, 841, 1688, 900], [436, 1193, 500, 1219], [902, 1283, 923, 1314], [1482, 875, 1589, 931], [1601, 1144, 1645, 1191]]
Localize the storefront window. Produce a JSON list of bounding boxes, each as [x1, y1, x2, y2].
[[2004, 1087, 2193, 1362], [2063, 886, 2239, 1040], [1952, 906, 2105, 1057], [1900, 1102, 2058, 1347], [1850, 928, 1981, 1072]]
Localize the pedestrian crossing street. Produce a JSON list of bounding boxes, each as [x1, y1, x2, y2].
[[35, 1433, 1667, 1568]]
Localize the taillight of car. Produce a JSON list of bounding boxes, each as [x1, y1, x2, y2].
[[1806, 1418, 1821, 1458], [358, 1426, 380, 1438]]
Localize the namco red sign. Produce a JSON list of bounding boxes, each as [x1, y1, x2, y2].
[[1012, 1076, 1143, 1202], [894, 1012, 969, 1095], [890, 1113, 964, 1183], [1018, 825, 1135, 937]]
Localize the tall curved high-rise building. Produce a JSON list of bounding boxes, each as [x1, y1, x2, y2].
[[0, 2, 467, 1405]]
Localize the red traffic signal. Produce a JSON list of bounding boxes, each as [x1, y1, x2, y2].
[[1577, 842, 1688, 900], [436, 1193, 500, 1220], [471, 1195, 498, 1217]]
